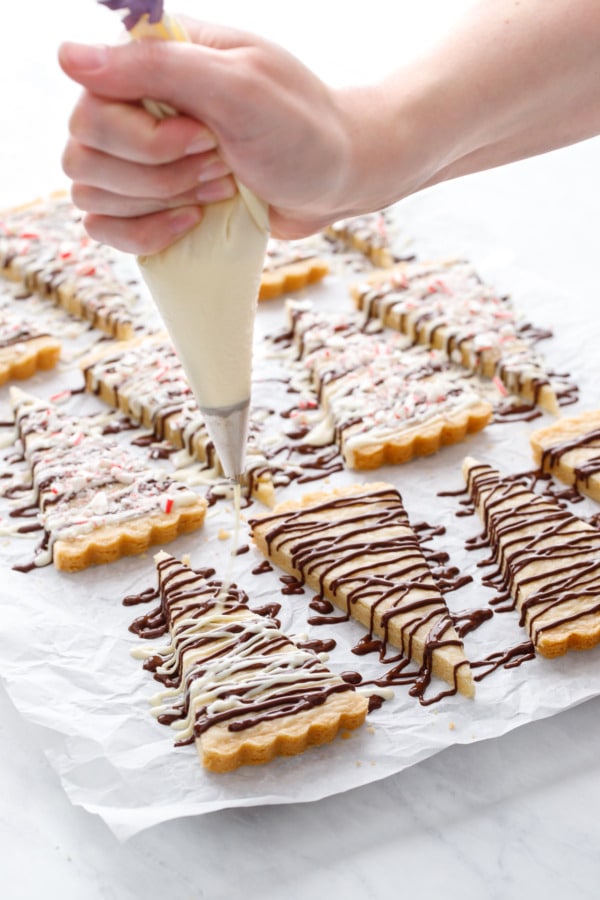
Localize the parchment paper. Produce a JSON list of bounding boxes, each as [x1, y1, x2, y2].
[[1, 201, 599, 841]]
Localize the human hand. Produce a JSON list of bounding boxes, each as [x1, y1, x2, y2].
[[60, 3, 600, 256], [59, 18, 361, 253]]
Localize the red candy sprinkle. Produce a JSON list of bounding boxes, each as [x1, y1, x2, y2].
[[50, 389, 71, 403], [493, 376, 509, 396], [77, 264, 96, 277]]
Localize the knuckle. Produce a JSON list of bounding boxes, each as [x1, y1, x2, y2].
[[61, 140, 81, 178], [68, 95, 90, 142], [138, 37, 170, 71], [80, 213, 106, 244], [70, 182, 91, 211]]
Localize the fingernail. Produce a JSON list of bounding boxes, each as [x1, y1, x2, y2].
[[197, 160, 230, 184], [60, 42, 109, 72], [167, 206, 202, 235], [185, 130, 218, 155], [196, 178, 237, 203]]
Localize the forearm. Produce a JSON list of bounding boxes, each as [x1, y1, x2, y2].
[[341, 0, 600, 212]]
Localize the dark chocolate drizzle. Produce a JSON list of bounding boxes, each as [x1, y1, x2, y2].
[[464, 461, 600, 653], [249, 485, 472, 705], [127, 556, 362, 744], [471, 641, 536, 681], [539, 426, 600, 496]]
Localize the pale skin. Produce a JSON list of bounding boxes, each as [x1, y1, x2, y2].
[[58, 0, 600, 255]]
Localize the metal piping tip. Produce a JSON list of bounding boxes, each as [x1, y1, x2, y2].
[[200, 398, 250, 482]]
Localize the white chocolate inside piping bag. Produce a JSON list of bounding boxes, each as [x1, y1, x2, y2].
[[138, 187, 269, 411], [131, 12, 270, 436]]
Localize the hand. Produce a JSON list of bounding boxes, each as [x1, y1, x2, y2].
[[59, 19, 361, 253], [59, 3, 600, 256]]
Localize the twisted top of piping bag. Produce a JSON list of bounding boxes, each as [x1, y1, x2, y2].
[[98, 0, 164, 30]]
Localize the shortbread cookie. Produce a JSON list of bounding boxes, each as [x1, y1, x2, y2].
[[351, 259, 564, 413], [530, 410, 600, 502], [328, 380, 491, 469], [7, 388, 206, 571], [286, 300, 492, 469], [463, 456, 600, 657], [250, 483, 475, 699], [0, 193, 146, 339], [0, 304, 60, 385], [81, 336, 276, 505], [130, 552, 369, 772], [285, 297, 387, 359], [82, 335, 213, 458], [259, 238, 329, 300], [325, 211, 402, 268]]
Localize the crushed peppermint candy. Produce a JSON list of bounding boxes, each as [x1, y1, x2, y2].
[[352, 259, 569, 412], [6, 387, 202, 568], [0, 195, 147, 340], [284, 300, 491, 468]]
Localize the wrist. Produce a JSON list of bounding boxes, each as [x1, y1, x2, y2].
[[330, 68, 468, 219]]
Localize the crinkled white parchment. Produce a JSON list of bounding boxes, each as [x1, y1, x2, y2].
[[1, 207, 599, 841]]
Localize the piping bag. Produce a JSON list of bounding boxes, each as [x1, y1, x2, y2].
[[98, 1, 270, 481]]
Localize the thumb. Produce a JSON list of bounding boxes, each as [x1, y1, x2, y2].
[[58, 38, 237, 122]]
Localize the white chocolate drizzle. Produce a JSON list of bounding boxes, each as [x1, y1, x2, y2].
[[285, 300, 490, 466], [7, 387, 200, 567], [130, 553, 360, 744], [352, 259, 564, 411]]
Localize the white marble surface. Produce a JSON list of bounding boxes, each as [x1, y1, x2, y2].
[[3, 677, 600, 900], [2, 1, 600, 897]]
